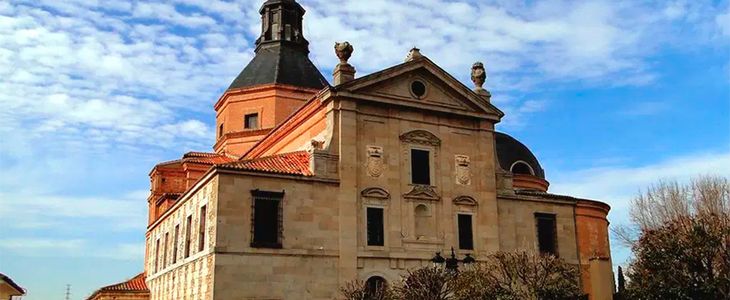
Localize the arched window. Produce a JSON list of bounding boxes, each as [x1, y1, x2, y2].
[[414, 204, 432, 238], [510, 161, 534, 176], [365, 276, 387, 299]]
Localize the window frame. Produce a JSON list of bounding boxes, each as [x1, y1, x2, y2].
[[198, 205, 207, 252], [456, 213, 474, 250], [410, 148, 432, 185], [250, 189, 284, 249], [184, 215, 192, 258], [510, 160, 535, 176], [163, 232, 169, 267], [244, 113, 259, 130], [365, 206, 385, 247], [535, 212, 558, 256], [173, 224, 179, 263]]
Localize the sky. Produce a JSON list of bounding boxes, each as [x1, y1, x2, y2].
[[0, 0, 728, 299]]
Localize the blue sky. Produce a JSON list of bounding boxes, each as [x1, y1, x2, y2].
[[0, 0, 728, 299]]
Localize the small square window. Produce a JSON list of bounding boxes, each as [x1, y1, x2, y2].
[[411, 149, 431, 185], [245, 113, 259, 129]]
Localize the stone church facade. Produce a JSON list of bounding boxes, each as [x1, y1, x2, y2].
[[89, 0, 614, 299]]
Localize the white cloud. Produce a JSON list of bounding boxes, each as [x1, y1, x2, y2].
[[619, 101, 670, 117], [496, 98, 549, 129], [0, 190, 148, 231], [717, 7, 730, 37], [549, 150, 730, 265], [0, 238, 144, 260], [550, 151, 730, 223]]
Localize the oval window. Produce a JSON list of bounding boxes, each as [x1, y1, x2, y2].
[[410, 81, 426, 99]]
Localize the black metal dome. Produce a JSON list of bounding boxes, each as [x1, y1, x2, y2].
[[495, 132, 545, 179]]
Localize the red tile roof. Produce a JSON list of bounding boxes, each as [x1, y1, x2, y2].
[[100, 273, 148, 291], [87, 273, 148, 300], [156, 151, 237, 167], [218, 151, 312, 176]]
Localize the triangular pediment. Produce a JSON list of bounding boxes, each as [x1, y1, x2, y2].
[[333, 57, 503, 121]]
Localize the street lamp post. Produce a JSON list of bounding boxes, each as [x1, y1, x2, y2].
[[432, 247, 475, 272]]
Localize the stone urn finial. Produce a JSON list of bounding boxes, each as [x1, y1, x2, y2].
[[471, 62, 487, 89], [334, 41, 353, 64]]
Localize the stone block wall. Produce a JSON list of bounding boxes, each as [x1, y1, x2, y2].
[[146, 178, 218, 300], [496, 196, 580, 264]]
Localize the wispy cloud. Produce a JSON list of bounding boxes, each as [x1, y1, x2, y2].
[[549, 150, 730, 265], [550, 151, 730, 222], [0, 190, 148, 231], [619, 101, 670, 117], [0, 238, 144, 261]]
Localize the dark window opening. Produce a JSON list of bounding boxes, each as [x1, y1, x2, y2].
[[218, 123, 224, 138], [511, 162, 533, 175], [163, 232, 169, 267], [411, 81, 426, 98], [536, 213, 558, 256], [245, 113, 259, 129], [458, 214, 474, 250], [411, 149, 430, 185], [154, 238, 160, 272], [365, 276, 388, 299], [173, 225, 179, 263], [184, 215, 192, 258], [366, 207, 385, 246], [251, 190, 284, 248], [198, 205, 207, 252]]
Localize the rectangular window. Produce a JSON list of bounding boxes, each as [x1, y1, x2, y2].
[[198, 205, 207, 252], [457, 214, 474, 250], [163, 232, 169, 267], [173, 225, 179, 263], [184, 215, 192, 258], [251, 190, 284, 248], [366, 207, 385, 246], [218, 123, 224, 137], [535, 213, 558, 256], [244, 113, 259, 129], [154, 238, 160, 273], [411, 149, 430, 185]]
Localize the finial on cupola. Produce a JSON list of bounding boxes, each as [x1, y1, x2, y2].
[[471, 61, 492, 101], [333, 41, 356, 85]]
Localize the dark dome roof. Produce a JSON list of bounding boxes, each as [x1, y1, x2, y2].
[[228, 43, 329, 90], [495, 132, 545, 179]]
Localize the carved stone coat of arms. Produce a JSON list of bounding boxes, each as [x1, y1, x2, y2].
[[366, 146, 385, 177], [455, 155, 471, 185]]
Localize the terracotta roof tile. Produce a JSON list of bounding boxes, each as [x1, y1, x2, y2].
[[156, 152, 236, 168], [87, 273, 148, 300], [218, 151, 312, 176], [98, 273, 148, 292]]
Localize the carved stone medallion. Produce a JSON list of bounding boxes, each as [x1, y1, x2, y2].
[[455, 155, 471, 185], [366, 145, 384, 177]]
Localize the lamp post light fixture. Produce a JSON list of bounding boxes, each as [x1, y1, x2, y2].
[[431, 247, 475, 272]]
